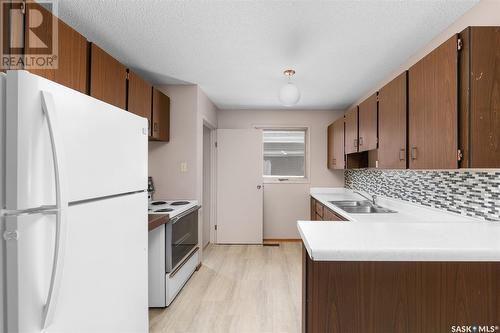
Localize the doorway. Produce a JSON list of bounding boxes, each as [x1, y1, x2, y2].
[[202, 124, 213, 248]]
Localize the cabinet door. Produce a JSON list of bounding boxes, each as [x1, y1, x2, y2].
[[127, 70, 152, 133], [378, 72, 407, 169], [90, 43, 127, 109], [466, 27, 500, 168], [315, 201, 324, 219], [333, 119, 345, 169], [310, 197, 316, 220], [327, 123, 335, 169], [344, 107, 358, 154], [25, 2, 88, 94], [2, 1, 23, 71], [328, 118, 345, 169], [151, 88, 170, 141], [358, 93, 378, 152], [409, 35, 458, 169]]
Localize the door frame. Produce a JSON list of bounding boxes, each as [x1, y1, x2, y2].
[[202, 120, 217, 245]]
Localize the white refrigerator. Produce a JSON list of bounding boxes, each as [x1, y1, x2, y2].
[[0, 71, 149, 333]]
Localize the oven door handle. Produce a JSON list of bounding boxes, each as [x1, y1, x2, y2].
[[170, 205, 200, 224]]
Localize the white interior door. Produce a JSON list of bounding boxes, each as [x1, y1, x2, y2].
[[216, 129, 263, 244]]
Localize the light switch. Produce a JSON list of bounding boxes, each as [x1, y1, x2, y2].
[[180, 162, 188, 173]]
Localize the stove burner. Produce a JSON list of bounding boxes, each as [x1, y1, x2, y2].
[[151, 201, 167, 205], [171, 201, 190, 206], [155, 208, 173, 212]]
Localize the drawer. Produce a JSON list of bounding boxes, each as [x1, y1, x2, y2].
[[166, 248, 199, 306], [323, 208, 346, 221], [315, 202, 324, 217], [310, 197, 316, 220]]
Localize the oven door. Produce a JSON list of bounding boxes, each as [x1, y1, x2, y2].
[[166, 206, 199, 272]]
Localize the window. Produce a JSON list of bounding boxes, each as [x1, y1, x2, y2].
[[263, 129, 306, 179]]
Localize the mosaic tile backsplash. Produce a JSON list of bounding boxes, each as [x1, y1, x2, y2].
[[344, 169, 500, 221]]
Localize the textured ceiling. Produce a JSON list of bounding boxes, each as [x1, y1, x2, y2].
[[57, 0, 478, 110]]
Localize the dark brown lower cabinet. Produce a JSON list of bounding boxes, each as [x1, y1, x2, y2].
[[310, 197, 347, 222], [310, 197, 316, 220], [303, 246, 500, 333]]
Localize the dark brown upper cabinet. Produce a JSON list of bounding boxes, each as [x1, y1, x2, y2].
[[358, 93, 378, 152], [378, 72, 407, 169], [327, 118, 345, 170], [24, 2, 89, 94], [344, 107, 359, 154], [151, 88, 170, 142], [90, 43, 127, 109], [459, 27, 500, 168], [127, 70, 152, 133], [408, 35, 458, 169]]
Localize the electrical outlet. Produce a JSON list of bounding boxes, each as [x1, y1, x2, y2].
[[180, 162, 188, 173]]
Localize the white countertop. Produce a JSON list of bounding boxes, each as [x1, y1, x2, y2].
[[299, 188, 500, 261]]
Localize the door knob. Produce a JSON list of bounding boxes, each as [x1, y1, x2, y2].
[[257, 185, 262, 189]]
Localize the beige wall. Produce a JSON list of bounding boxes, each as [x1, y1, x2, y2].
[[218, 109, 344, 239], [148, 85, 218, 256], [349, 0, 500, 109], [148, 85, 198, 199], [148, 85, 217, 201]]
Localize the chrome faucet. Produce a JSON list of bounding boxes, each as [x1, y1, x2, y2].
[[354, 190, 378, 205]]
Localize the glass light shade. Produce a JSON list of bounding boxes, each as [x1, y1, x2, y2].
[[279, 82, 301, 106]]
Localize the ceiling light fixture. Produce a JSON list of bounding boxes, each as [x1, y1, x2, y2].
[[279, 69, 300, 107]]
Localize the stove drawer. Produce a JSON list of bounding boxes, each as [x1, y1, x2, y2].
[[166, 248, 199, 306]]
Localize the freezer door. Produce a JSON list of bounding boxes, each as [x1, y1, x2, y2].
[[5, 70, 148, 211], [5, 192, 148, 333]]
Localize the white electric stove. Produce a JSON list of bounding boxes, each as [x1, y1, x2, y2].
[[148, 198, 201, 307], [148, 200, 199, 218]]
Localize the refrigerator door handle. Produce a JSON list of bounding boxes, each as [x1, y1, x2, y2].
[[40, 91, 69, 329]]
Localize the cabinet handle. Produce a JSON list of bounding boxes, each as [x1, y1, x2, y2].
[[154, 122, 158, 132], [332, 158, 336, 166], [359, 137, 363, 146], [399, 148, 405, 161], [354, 139, 358, 148], [411, 147, 418, 160]]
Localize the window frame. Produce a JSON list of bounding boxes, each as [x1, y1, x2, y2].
[[259, 126, 310, 184]]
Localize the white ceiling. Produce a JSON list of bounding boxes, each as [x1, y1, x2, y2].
[[57, 0, 478, 110]]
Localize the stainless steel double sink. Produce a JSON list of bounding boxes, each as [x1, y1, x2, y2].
[[329, 200, 397, 214]]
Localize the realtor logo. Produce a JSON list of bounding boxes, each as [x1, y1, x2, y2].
[[1, 0, 58, 69]]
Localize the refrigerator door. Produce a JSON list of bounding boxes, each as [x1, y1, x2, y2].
[[5, 70, 148, 211], [5, 192, 148, 333], [1, 72, 6, 333]]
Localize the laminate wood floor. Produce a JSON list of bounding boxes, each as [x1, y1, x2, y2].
[[149, 242, 302, 333]]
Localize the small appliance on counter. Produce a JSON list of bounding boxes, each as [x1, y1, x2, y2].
[[148, 176, 155, 201], [147, 177, 201, 307]]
